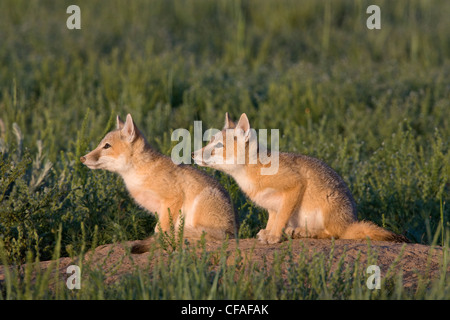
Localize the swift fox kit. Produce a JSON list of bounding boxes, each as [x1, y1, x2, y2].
[[192, 113, 408, 244], [80, 114, 237, 252]]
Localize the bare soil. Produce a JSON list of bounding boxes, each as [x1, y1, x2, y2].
[[0, 238, 448, 290]]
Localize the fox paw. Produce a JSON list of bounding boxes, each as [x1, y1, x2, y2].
[[257, 229, 269, 242], [283, 227, 295, 238], [257, 231, 282, 244], [265, 234, 282, 244]]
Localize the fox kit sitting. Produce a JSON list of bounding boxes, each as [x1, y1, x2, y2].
[[80, 114, 237, 252], [192, 113, 408, 244]]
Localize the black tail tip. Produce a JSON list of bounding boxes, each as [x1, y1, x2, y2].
[[391, 234, 410, 243]]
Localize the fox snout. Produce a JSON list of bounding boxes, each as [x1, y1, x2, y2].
[[80, 151, 102, 169]]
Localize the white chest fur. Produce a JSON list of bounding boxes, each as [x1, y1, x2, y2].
[[121, 171, 161, 214]]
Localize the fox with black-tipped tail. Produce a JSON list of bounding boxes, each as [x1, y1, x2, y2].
[[192, 112, 409, 244]]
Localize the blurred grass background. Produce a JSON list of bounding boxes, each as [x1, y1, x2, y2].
[[0, 0, 449, 265]]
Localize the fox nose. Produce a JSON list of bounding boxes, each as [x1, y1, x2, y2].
[[80, 156, 86, 163]]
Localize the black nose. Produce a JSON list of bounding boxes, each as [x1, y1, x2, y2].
[[80, 156, 86, 163]]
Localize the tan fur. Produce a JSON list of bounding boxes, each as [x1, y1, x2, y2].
[[80, 114, 238, 253], [192, 113, 408, 244]]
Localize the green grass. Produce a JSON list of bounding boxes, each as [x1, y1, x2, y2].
[[0, 0, 449, 299]]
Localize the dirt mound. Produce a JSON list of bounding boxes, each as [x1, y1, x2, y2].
[[0, 239, 447, 290]]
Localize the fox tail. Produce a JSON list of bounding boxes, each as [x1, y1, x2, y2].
[[340, 220, 409, 243]]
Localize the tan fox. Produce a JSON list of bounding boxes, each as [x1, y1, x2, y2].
[[80, 114, 237, 252], [192, 113, 408, 244]]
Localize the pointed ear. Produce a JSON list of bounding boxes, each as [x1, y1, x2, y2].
[[224, 112, 236, 129], [236, 113, 251, 141], [121, 114, 137, 142], [116, 115, 124, 130]]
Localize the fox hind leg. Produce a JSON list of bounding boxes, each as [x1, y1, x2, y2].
[[264, 188, 303, 244], [284, 227, 331, 239], [189, 190, 236, 240]]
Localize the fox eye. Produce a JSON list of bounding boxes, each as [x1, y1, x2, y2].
[[103, 143, 111, 149], [215, 142, 224, 149]]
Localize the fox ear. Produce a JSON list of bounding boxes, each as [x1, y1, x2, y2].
[[236, 113, 251, 141], [121, 114, 137, 142], [224, 112, 236, 129], [116, 115, 125, 130]]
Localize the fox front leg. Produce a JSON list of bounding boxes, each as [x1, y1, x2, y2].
[[257, 210, 276, 243], [265, 190, 302, 244]]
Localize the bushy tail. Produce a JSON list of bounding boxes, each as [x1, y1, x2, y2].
[[341, 221, 409, 243]]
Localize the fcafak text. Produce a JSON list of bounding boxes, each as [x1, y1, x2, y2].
[[181, 304, 269, 317]]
